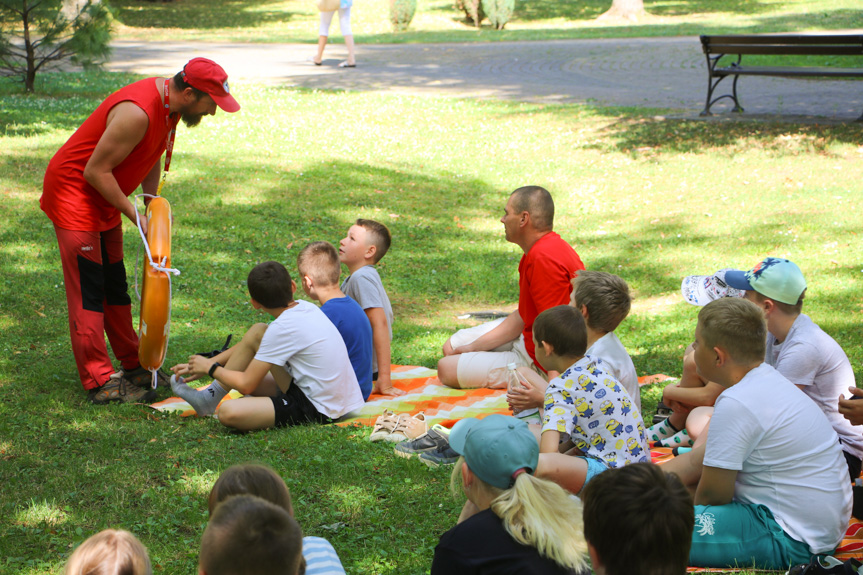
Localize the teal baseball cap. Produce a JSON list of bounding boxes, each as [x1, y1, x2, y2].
[[449, 414, 539, 490], [725, 257, 806, 305]]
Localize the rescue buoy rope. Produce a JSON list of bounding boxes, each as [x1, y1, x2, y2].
[[133, 193, 180, 388]]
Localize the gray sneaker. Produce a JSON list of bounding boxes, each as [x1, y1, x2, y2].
[[419, 444, 460, 468], [393, 426, 450, 459]]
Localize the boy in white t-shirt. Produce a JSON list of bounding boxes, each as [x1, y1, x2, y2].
[[170, 261, 364, 430], [663, 298, 851, 569], [507, 271, 639, 413]]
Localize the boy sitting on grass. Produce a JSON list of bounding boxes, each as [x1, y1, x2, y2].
[[524, 305, 650, 495], [170, 261, 364, 431], [582, 463, 694, 575], [297, 241, 374, 400], [662, 298, 851, 570], [507, 271, 639, 413], [648, 269, 744, 448], [200, 495, 303, 575], [725, 257, 863, 491], [339, 218, 404, 396]]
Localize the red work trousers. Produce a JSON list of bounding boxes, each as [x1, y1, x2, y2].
[[54, 224, 140, 390]]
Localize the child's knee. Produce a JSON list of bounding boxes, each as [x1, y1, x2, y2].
[[217, 402, 241, 429]]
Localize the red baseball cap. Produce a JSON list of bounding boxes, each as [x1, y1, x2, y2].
[[181, 57, 240, 113]]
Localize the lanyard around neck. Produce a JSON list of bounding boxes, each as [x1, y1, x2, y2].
[[163, 78, 177, 174], [156, 79, 177, 196]]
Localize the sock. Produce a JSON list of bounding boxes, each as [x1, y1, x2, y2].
[[171, 375, 227, 416], [647, 417, 680, 443], [656, 429, 694, 448]]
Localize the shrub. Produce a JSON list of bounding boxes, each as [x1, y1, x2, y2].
[[390, 0, 416, 31], [455, 0, 484, 27], [482, 0, 514, 30], [0, 0, 113, 93]]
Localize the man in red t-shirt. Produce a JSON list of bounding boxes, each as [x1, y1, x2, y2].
[[41, 58, 240, 404], [438, 186, 585, 389]]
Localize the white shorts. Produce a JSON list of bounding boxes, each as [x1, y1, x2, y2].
[[449, 318, 539, 389]]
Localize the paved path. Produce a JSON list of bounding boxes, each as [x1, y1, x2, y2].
[[107, 37, 863, 121]]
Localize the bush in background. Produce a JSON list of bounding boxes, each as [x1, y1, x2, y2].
[[482, 0, 514, 29], [390, 0, 417, 31]]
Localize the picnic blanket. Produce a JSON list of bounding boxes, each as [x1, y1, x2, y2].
[[151, 365, 674, 427]]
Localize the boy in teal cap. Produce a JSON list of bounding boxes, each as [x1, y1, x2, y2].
[[726, 257, 862, 501]]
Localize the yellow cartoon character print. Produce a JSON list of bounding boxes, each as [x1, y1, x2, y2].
[[620, 396, 632, 416], [600, 399, 615, 416], [590, 433, 606, 451], [605, 418, 624, 437], [626, 437, 643, 458], [603, 377, 622, 392], [575, 397, 594, 419], [560, 388, 574, 405], [577, 373, 596, 393]]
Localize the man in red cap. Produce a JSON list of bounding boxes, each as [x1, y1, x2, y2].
[[41, 57, 240, 404]]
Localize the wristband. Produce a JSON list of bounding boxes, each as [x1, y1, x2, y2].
[[208, 362, 221, 378]]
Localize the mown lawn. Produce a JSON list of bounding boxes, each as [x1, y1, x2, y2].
[[1, 71, 861, 574], [108, 0, 863, 44]]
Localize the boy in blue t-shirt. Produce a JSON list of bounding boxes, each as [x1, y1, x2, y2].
[[298, 241, 373, 400]]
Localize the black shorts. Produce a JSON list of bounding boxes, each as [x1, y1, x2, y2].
[[270, 384, 331, 428], [844, 448, 862, 482]]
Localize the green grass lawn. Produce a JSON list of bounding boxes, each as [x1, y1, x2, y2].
[[1, 71, 862, 574], [108, 0, 863, 44]]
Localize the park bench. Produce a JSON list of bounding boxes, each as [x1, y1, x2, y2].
[[699, 34, 863, 120]]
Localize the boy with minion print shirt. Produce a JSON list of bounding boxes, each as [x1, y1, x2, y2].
[[526, 305, 649, 495]]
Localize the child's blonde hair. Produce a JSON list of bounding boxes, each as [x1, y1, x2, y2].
[[450, 457, 588, 572], [698, 298, 766, 364], [572, 270, 632, 333], [65, 529, 151, 575], [297, 241, 341, 287]]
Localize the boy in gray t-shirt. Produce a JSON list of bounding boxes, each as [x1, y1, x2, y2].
[[338, 219, 403, 397]]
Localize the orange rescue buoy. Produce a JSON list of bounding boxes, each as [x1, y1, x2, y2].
[[138, 197, 172, 372]]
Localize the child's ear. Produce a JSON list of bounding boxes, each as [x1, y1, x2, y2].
[[364, 243, 377, 261], [579, 304, 590, 322], [290, 279, 297, 295], [541, 340, 554, 356], [250, 297, 262, 310]]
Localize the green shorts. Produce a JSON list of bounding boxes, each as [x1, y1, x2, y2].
[[689, 503, 813, 570]]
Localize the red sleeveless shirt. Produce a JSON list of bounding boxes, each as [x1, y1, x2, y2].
[[41, 78, 179, 231]]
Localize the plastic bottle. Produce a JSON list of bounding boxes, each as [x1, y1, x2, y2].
[[507, 362, 530, 393]]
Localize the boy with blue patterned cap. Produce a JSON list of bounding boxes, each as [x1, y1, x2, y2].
[[726, 256, 863, 515]]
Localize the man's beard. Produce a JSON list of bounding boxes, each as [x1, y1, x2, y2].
[[182, 112, 203, 128]]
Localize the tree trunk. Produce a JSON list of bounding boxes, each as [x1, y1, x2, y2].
[[597, 0, 648, 22], [22, 4, 35, 92]]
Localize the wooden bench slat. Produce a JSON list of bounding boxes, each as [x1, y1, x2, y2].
[[702, 34, 863, 46], [707, 45, 863, 56], [713, 66, 863, 78]]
